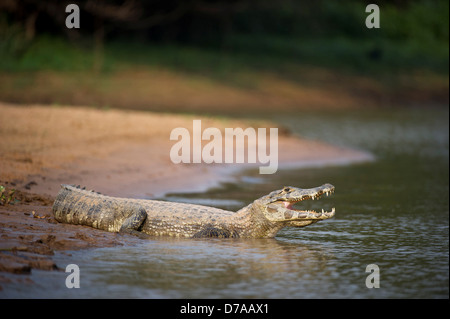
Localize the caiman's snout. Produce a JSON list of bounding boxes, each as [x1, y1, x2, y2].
[[262, 183, 336, 226]]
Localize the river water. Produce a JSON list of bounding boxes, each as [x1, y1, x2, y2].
[[4, 108, 449, 298]]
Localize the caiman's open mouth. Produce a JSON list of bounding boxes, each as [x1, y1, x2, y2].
[[280, 186, 335, 216], [265, 184, 336, 223]]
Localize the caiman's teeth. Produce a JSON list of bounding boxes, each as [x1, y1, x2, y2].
[[322, 209, 324, 213]]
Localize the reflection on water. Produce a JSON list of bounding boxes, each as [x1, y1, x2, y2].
[[49, 238, 337, 299], [2, 108, 448, 298]]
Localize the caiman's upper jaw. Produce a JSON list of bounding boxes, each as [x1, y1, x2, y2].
[[280, 185, 335, 215]]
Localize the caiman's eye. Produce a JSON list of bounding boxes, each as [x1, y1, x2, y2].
[[283, 187, 291, 192]]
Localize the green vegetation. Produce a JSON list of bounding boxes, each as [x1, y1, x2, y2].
[[0, 185, 18, 206], [0, 0, 447, 109], [0, 32, 447, 89], [0, 1, 447, 75]]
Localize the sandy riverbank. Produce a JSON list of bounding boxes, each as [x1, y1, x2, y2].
[[0, 101, 372, 197], [0, 101, 373, 280]]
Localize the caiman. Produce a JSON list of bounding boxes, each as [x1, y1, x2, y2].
[[52, 184, 335, 239]]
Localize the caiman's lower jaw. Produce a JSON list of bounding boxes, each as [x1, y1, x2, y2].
[[283, 202, 336, 215]]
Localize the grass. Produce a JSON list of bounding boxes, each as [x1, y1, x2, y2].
[[2, 33, 448, 77]]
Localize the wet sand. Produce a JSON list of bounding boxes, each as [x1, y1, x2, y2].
[[0, 101, 373, 282]]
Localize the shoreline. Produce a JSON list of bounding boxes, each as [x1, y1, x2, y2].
[[0, 101, 373, 198], [0, 101, 373, 280], [12, 130, 374, 199]]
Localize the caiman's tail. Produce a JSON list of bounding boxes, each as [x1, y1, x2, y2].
[[52, 184, 122, 232]]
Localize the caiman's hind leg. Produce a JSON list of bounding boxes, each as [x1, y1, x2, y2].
[[119, 208, 149, 239], [193, 226, 239, 238]]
